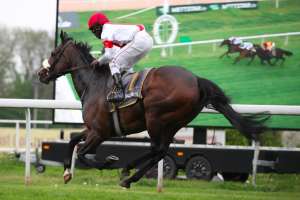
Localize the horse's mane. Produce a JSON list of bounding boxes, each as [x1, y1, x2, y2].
[[72, 40, 95, 63], [70, 38, 110, 71]]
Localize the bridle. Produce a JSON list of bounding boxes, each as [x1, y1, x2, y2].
[[42, 39, 96, 100], [43, 40, 92, 81]]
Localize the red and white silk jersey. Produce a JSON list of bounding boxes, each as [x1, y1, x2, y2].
[[99, 23, 144, 64]]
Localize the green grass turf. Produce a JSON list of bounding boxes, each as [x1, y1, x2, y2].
[[0, 153, 299, 200]]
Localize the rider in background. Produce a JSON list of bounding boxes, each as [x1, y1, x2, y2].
[[263, 41, 276, 56], [89, 12, 153, 102], [229, 36, 242, 45]]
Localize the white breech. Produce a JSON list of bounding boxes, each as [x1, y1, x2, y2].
[[109, 30, 153, 76], [269, 43, 275, 51], [240, 42, 253, 50]]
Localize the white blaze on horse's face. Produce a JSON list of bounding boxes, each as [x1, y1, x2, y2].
[[42, 59, 50, 70]]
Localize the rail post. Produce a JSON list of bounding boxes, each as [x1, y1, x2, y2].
[[252, 142, 260, 185], [71, 145, 77, 178], [157, 159, 163, 193], [25, 108, 31, 186], [16, 122, 20, 152], [285, 35, 289, 46], [188, 44, 192, 55]]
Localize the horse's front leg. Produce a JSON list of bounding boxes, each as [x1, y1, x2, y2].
[[219, 51, 229, 59], [272, 57, 279, 65], [76, 130, 119, 170], [267, 59, 274, 66], [232, 57, 240, 65], [247, 55, 255, 66], [63, 129, 89, 184]]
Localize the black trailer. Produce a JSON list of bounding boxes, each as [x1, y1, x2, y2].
[[40, 136, 300, 182]]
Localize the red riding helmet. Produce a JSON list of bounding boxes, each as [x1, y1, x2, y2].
[[263, 42, 267, 46], [88, 12, 109, 30]]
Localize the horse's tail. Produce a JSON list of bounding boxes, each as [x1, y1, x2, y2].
[[197, 77, 270, 141], [282, 50, 293, 56]]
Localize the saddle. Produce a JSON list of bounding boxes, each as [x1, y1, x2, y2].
[[107, 68, 153, 136], [265, 49, 276, 57]]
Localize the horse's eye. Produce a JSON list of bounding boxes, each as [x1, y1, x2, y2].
[[51, 52, 55, 57]]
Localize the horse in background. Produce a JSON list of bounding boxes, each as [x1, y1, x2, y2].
[[219, 39, 239, 59], [219, 39, 258, 66], [253, 46, 293, 67], [231, 43, 259, 66], [37, 31, 270, 189]]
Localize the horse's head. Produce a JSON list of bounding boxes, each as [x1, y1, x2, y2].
[[253, 45, 262, 52], [219, 39, 230, 47], [38, 30, 73, 84]]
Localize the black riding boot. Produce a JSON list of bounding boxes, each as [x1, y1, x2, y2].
[[107, 73, 124, 102]]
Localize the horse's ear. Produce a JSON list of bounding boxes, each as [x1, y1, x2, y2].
[[60, 30, 64, 43], [64, 32, 69, 41]]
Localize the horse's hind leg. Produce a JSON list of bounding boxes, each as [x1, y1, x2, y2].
[[119, 107, 202, 188], [120, 150, 152, 180], [63, 129, 88, 184], [280, 57, 285, 67]]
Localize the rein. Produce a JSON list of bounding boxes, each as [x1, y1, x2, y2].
[[46, 40, 93, 81], [45, 40, 97, 101], [80, 66, 96, 101]]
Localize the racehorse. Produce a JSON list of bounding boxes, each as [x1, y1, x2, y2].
[[219, 39, 239, 59], [252, 45, 293, 67], [38, 31, 270, 189], [219, 39, 258, 66], [231, 44, 259, 66]]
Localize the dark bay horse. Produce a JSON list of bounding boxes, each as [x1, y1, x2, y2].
[[253, 46, 293, 67], [219, 39, 239, 59], [38, 31, 270, 189]]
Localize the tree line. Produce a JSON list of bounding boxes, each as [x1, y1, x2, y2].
[[0, 26, 81, 129]]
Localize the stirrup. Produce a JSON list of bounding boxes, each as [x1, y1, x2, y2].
[[107, 91, 124, 102], [107, 91, 117, 102]]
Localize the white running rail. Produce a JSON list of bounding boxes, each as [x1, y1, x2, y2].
[[0, 98, 300, 187], [91, 32, 300, 55]]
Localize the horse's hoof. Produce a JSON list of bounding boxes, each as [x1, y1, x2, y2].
[[120, 172, 130, 180], [119, 180, 130, 189], [64, 173, 72, 184], [106, 155, 119, 164]]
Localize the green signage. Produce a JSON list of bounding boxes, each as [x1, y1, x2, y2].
[[156, 1, 258, 15]]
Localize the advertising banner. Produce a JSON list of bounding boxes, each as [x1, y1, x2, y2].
[[156, 1, 258, 15]]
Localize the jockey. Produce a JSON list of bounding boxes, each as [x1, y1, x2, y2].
[[263, 41, 276, 56], [228, 36, 242, 45], [89, 12, 153, 102], [239, 42, 253, 50]]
